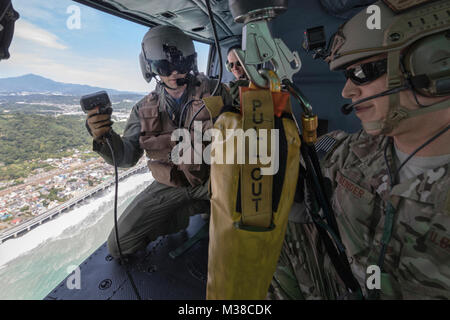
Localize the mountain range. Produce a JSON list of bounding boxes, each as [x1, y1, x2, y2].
[[0, 74, 144, 95]]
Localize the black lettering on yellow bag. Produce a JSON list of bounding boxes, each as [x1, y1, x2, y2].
[[204, 86, 300, 299]]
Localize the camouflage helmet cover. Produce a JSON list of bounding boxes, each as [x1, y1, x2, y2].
[[326, 0, 450, 70]]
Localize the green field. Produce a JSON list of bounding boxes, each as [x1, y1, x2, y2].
[[0, 113, 127, 181]]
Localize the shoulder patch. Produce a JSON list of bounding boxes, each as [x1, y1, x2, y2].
[[324, 129, 350, 141], [315, 135, 338, 160]]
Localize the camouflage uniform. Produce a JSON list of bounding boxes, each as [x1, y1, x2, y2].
[[270, 129, 450, 299]]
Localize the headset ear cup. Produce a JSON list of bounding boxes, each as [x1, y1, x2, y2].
[[139, 52, 153, 83], [435, 77, 450, 95], [403, 31, 450, 97], [403, 46, 430, 96]]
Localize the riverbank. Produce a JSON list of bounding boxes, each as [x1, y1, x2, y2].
[[0, 163, 148, 244], [0, 152, 147, 236], [0, 171, 154, 300]]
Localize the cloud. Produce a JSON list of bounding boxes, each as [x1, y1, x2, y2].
[[14, 20, 68, 50], [1, 24, 152, 93], [11, 1, 57, 23], [1, 48, 153, 93], [3, 0, 209, 94]]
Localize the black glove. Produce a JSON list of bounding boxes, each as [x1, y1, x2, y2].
[[86, 107, 113, 142]]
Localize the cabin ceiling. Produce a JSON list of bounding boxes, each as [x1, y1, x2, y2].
[[73, 0, 242, 44], [72, 0, 378, 44]]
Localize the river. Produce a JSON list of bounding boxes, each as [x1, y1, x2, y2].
[[0, 171, 154, 300]]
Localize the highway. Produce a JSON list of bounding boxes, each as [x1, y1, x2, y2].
[[0, 164, 148, 244]]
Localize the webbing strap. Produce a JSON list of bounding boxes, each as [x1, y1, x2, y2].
[[363, 97, 450, 132], [381, 202, 396, 246], [240, 89, 274, 228], [387, 51, 402, 89], [362, 120, 384, 132], [401, 98, 450, 118], [383, 93, 402, 134], [302, 142, 363, 296]]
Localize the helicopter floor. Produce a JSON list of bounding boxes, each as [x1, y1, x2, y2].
[[44, 214, 209, 300]]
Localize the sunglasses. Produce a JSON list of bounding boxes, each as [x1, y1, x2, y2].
[[343, 58, 387, 85], [226, 60, 242, 69]]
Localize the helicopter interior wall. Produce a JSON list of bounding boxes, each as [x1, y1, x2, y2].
[[214, 0, 373, 134], [271, 0, 364, 134], [74, 0, 242, 43], [73, 0, 374, 134]]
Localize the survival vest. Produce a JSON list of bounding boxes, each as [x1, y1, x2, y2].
[[138, 74, 214, 187]]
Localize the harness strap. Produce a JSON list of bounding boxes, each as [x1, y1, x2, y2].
[[240, 88, 275, 228], [363, 97, 450, 132]]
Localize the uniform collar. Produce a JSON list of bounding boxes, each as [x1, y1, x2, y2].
[[348, 131, 450, 206], [389, 162, 449, 205], [346, 131, 392, 203], [348, 130, 388, 165]]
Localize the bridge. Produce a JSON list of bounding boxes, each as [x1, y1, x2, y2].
[[0, 164, 148, 244]]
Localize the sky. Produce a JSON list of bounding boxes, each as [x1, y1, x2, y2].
[[0, 0, 211, 93]]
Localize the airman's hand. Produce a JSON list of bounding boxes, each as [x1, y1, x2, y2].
[[85, 106, 113, 142]]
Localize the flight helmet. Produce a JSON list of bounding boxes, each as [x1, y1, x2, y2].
[[140, 25, 198, 83]]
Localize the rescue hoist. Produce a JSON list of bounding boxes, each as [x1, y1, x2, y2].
[[204, 0, 362, 299]]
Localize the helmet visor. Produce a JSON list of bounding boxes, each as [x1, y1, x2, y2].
[[149, 53, 196, 76], [343, 58, 387, 85]]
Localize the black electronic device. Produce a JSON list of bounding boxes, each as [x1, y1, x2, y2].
[[79, 89, 141, 299], [303, 26, 326, 51], [80, 90, 112, 114]]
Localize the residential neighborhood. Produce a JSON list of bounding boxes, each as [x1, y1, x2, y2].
[[0, 149, 146, 232]]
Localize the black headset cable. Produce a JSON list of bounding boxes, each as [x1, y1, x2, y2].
[[105, 136, 142, 300]]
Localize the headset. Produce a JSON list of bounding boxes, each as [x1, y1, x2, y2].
[[341, 30, 450, 115]]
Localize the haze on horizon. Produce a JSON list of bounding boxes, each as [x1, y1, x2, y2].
[[0, 0, 210, 93]]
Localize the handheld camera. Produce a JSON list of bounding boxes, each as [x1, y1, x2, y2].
[[80, 90, 113, 115], [302, 26, 328, 59], [79, 91, 137, 296]]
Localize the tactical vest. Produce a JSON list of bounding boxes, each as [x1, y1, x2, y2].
[[138, 75, 213, 187]]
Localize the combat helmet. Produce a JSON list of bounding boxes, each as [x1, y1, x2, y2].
[[139, 25, 198, 83], [325, 0, 450, 134]]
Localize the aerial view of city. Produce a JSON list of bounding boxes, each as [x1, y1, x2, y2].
[[0, 73, 145, 237]]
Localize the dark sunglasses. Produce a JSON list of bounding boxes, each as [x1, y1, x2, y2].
[[343, 58, 387, 85], [227, 60, 242, 69], [149, 55, 196, 76]]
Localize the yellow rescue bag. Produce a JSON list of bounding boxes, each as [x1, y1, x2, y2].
[[205, 86, 300, 299]]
